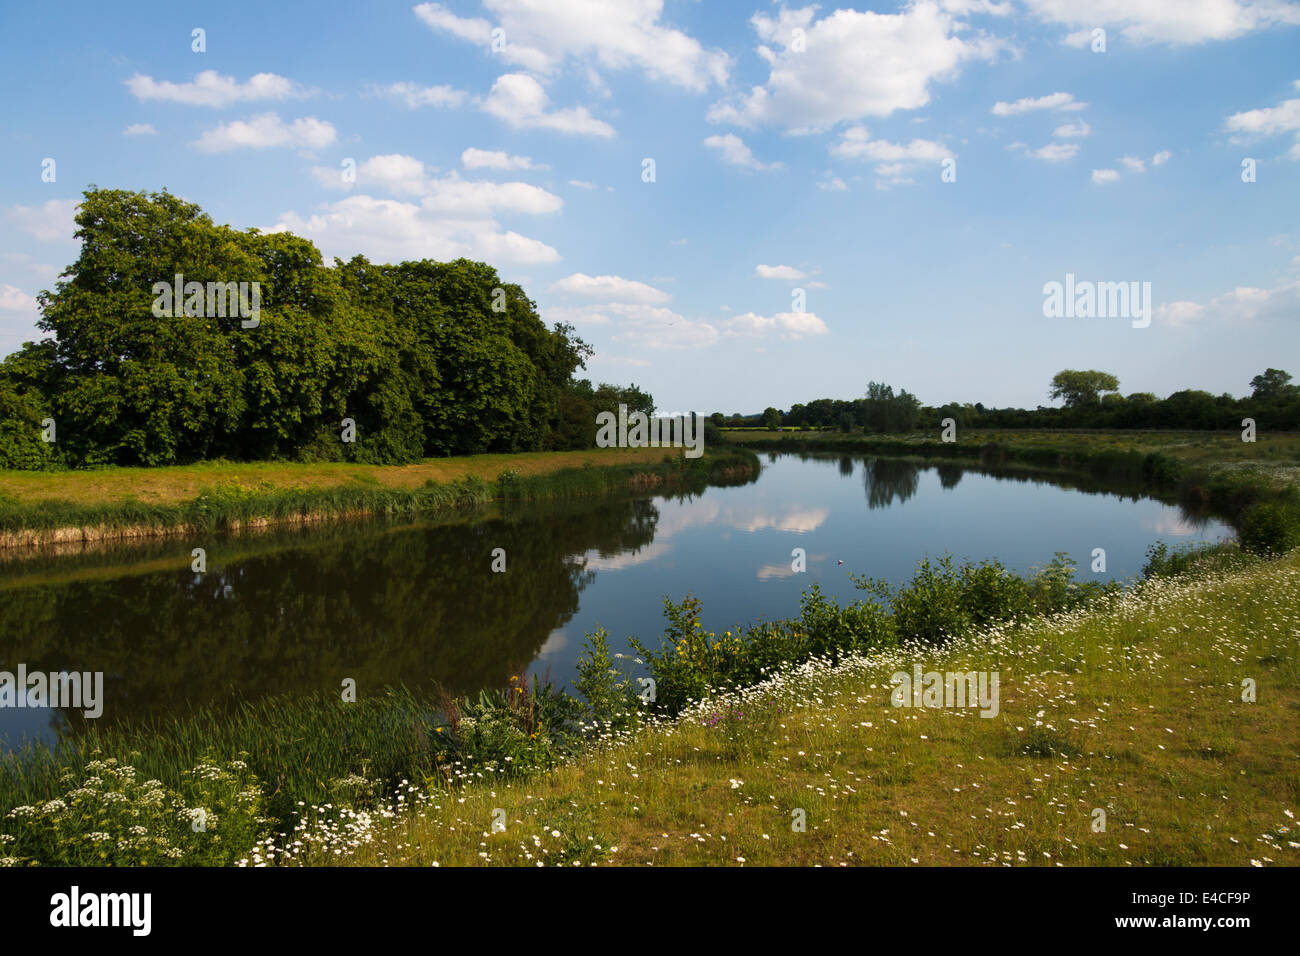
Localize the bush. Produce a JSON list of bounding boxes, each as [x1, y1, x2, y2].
[[2, 755, 266, 867], [1237, 502, 1300, 556]]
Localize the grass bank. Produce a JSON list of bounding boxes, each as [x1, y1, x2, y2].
[[315, 549, 1300, 867], [0, 446, 759, 551]]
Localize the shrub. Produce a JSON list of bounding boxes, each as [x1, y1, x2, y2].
[[1237, 501, 1300, 556], [2, 755, 266, 867]]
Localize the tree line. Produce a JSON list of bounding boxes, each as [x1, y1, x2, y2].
[[720, 368, 1300, 433], [0, 188, 654, 469]]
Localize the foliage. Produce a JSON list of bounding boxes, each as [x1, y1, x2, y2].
[[2, 755, 265, 867], [1049, 369, 1121, 408], [3, 187, 615, 468], [1238, 501, 1300, 556]]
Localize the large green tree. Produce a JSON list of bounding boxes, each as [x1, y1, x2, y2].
[[1049, 370, 1120, 408]]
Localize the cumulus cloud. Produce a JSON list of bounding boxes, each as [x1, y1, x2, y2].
[[707, 2, 1004, 131], [1022, 0, 1300, 46], [123, 123, 157, 136], [0, 284, 38, 312], [1155, 278, 1300, 326], [195, 113, 336, 152], [1052, 120, 1091, 137], [1026, 142, 1079, 161], [831, 125, 953, 185], [462, 148, 545, 170], [413, 0, 729, 92], [723, 310, 829, 339], [991, 91, 1086, 115], [1225, 85, 1300, 160], [1089, 150, 1173, 182], [547, 273, 670, 304], [703, 133, 782, 170], [755, 264, 807, 280], [4, 198, 80, 243], [126, 71, 306, 108], [372, 82, 468, 109], [271, 194, 559, 266], [482, 73, 614, 137]]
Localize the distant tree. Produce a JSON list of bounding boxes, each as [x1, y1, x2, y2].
[[1049, 370, 1120, 408], [762, 406, 782, 430], [709, 411, 725, 426], [1250, 368, 1295, 399]]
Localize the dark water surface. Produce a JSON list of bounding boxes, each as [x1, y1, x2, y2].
[[0, 452, 1231, 749]]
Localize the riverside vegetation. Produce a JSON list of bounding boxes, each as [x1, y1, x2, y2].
[[2, 522, 1291, 866]]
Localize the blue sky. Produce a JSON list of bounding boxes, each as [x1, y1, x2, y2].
[[1, 0, 1298, 414]]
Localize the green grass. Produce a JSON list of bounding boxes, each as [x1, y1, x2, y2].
[[303, 549, 1300, 867], [0, 447, 760, 548]]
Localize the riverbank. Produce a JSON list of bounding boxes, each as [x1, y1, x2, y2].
[[3, 534, 1295, 866], [0, 447, 759, 552], [316, 549, 1300, 867]]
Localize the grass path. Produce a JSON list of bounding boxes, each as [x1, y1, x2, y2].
[[282, 552, 1299, 867]]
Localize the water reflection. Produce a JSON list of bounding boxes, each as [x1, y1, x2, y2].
[[0, 452, 1229, 749]]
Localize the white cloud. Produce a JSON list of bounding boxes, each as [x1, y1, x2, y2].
[[940, 0, 1012, 13], [373, 82, 468, 109], [703, 133, 782, 170], [755, 264, 807, 280], [482, 73, 614, 137], [1022, 0, 1300, 46], [312, 154, 560, 208], [414, 0, 729, 92], [991, 91, 1086, 115], [831, 125, 954, 161], [1225, 87, 1300, 159], [1155, 278, 1300, 326], [1119, 154, 1147, 173], [1026, 142, 1079, 161], [723, 310, 829, 339], [123, 123, 157, 136], [1091, 168, 1121, 183], [4, 198, 79, 243], [413, 1, 493, 43], [817, 175, 849, 191], [1152, 149, 1172, 165], [1052, 120, 1091, 137], [0, 284, 38, 312], [580, 302, 720, 349], [272, 194, 559, 266], [707, 2, 1004, 131], [126, 71, 305, 108], [568, 179, 599, 189], [830, 125, 952, 185], [462, 147, 545, 170], [547, 273, 670, 303], [195, 113, 336, 152]]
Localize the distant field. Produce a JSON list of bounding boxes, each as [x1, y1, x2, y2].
[[0, 447, 672, 508]]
